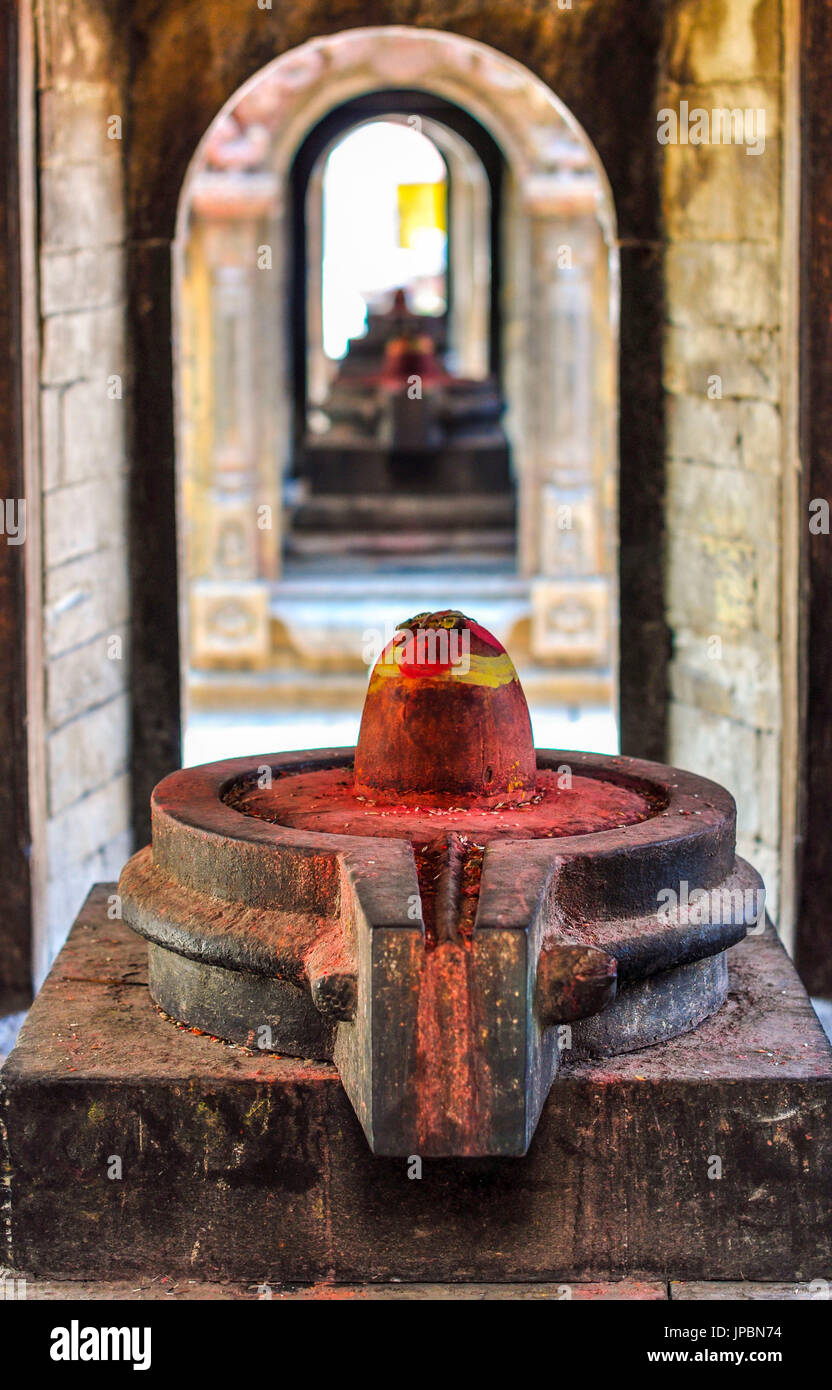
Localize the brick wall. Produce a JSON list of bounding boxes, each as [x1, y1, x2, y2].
[[35, 1, 131, 980], [660, 0, 791, 922]]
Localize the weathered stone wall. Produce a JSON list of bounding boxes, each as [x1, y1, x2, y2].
[[34, 1, 132, 979], [660, 0, 792, 923]]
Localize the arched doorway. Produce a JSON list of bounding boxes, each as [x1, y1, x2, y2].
[[174, 28, 619, 767], [287, 98, 510, 573], [288, 89, 506, 420]]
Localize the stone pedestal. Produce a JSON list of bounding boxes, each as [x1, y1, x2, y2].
[[2, 886, 830, 1282]]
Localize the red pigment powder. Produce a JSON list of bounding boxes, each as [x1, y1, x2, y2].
[[414, 838, 484, 944], [224, 764, 663, 848], [224, 764, 665, 974]]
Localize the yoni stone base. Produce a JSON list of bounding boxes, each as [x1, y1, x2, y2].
[[2, 886, 831, 1283]]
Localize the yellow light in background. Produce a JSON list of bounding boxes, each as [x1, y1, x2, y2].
[[397, 182, 446, 249]]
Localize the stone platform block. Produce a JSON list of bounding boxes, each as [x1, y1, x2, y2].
[[2, 885, 831, 1284]]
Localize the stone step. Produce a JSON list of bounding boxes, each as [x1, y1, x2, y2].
[[286, 528, 516, 559], [290, 492, 516, 533], [274, 568, 530, 598]]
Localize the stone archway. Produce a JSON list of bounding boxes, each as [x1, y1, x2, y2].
[[175, 28, 619, 720]]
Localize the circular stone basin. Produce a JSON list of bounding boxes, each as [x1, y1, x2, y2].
[[222, 763, 667, 848], [118, 743, 762, 1153]]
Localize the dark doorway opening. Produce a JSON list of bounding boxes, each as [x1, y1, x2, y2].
[[289, 89, 505, 459]]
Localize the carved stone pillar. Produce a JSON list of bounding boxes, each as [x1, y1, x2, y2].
[[183, 174, 280, 669], [514, 171, 615, 678]]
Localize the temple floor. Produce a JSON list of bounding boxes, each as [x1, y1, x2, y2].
[[0, 1275, 824, 1301]]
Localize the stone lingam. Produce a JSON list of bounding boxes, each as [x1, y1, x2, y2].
[[3, 612, 830, 1285], [118, 610, 762, 1158]]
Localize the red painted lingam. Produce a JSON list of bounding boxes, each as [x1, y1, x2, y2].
[[354, 610, 536, 803], [119, 610, 763, 1157]]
